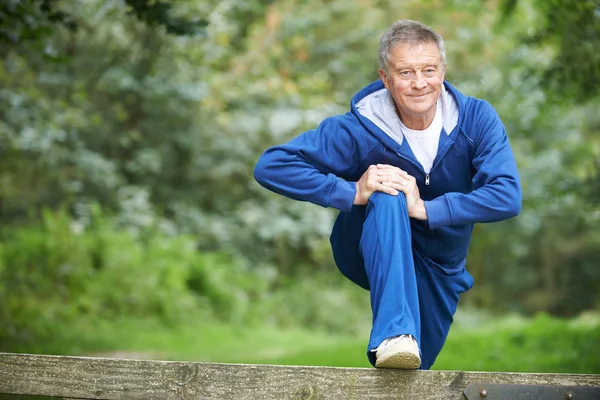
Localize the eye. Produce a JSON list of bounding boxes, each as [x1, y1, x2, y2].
[[423, 68, 437, 77]]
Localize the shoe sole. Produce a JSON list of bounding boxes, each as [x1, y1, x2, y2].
[[375, 351, 421, 369]]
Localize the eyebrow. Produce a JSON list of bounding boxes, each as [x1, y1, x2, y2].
[[394, 63, 439, 70]]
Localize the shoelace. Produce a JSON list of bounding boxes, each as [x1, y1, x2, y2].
[[377, 334, 414, 350]]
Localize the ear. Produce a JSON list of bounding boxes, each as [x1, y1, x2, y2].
[[378, 68, 390, 90]]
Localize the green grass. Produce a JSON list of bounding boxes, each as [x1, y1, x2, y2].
[[66, 317, 372, 367], [434, 312, 600, 373], [43, 311, 599, 374]]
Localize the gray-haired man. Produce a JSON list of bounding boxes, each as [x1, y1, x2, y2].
[[255, 20, 521, 369]]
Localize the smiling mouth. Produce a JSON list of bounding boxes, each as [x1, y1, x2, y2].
[[409, 93, 431, 100]]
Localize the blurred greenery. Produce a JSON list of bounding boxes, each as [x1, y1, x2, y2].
[[499, 0, 600, 102], [0, 0, 599, 375]]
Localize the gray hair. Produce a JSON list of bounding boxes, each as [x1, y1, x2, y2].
[[378, 19, 447, 74]]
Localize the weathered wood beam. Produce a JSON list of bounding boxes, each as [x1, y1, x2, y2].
[[0, 352, 598, 400]]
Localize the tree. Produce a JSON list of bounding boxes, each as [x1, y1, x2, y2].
[[0, 0, 206, 60], [500, 0, 600, 103]]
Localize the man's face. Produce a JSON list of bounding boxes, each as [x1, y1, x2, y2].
[[378, 41, 446, 126]]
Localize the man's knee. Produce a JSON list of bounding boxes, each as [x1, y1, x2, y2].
[[368, 191, 409, 212]]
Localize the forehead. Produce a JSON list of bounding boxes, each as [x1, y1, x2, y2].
[[387, 42, 441, 68]]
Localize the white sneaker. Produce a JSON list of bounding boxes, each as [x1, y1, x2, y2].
[[374, 334, 421, 369]]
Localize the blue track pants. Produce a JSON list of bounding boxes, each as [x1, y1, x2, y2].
[[330, 192, 474, 369]]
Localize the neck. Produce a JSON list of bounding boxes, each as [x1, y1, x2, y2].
[[397, 106, 436, 130]]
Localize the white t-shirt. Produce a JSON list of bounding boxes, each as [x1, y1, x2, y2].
[[398, 100, 442, 174]]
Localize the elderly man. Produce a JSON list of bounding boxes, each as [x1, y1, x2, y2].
[[254, 19, 521, 369]]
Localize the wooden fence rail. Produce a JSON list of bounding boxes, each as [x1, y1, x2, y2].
[[0, 352, 599, 399]]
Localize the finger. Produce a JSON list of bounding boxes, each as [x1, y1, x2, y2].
[[367, 176, 384, 190], [377, 172, 411, 184], [385, 182, 414, 198], [381, 181, 406, 190], [377, 165, 409, 178], [376, 164, 406, 172], [375, 182, 398, 196], [376, 168, 405, 177], [377, 164, 403, 172]]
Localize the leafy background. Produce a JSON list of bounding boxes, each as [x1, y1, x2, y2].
[[0, 0, 599, 378]]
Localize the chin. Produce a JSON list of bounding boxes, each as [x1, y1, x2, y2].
[[408, 105, 435, 115]]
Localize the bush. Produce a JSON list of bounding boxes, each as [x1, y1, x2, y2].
[[252, 272, 371, 334], [0, 208, 230, 351], [0, 208, 371, 354]]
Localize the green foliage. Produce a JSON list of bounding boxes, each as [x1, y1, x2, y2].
[[0, 0, 599, 350], [0, 208, 212, 350], [499, 0, 600, 102], [0, 0, 77, 58], [0, 208, 371, 353], [251, 273, 371, 334], [0, 0, 205, 58], [124, 0, 207, 36]]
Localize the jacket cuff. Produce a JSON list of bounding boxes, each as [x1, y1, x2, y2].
[[425, 194, 454, 229], [328, 178, 356, 212]]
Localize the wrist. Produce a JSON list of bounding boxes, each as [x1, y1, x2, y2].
[[411, 199, 428, 220], [353, 188, 362, 205], [353, 182, 368, 205]]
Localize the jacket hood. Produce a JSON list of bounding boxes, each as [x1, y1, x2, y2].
[[349, 80, 467, 151]]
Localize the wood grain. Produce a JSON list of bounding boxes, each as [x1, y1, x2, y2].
[[1, 352, 598, 399]]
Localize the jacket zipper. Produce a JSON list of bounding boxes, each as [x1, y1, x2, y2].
[[422, 135, 456, 186], [395, 133, 455, 186]]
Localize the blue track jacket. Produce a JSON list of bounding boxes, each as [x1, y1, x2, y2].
[[254, 80, 522, 267]]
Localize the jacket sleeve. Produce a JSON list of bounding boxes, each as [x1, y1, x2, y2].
[[254, 115, 363, 212], [425, 101, 522, 229]]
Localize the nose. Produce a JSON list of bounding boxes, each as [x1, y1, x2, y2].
[[411, 72, 427, 90]]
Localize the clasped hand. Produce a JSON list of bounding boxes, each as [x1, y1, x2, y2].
[[353, 164, 427, 220]]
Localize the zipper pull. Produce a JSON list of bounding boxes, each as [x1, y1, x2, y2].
[[425, 174, 430, 186]]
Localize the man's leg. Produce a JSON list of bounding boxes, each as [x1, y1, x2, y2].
[[330, 192, 472, 369], [359, 192, 420, 367], [330, 204, 370, 290], [331, 192, 420, 367], [413, 251, 474, 369]]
